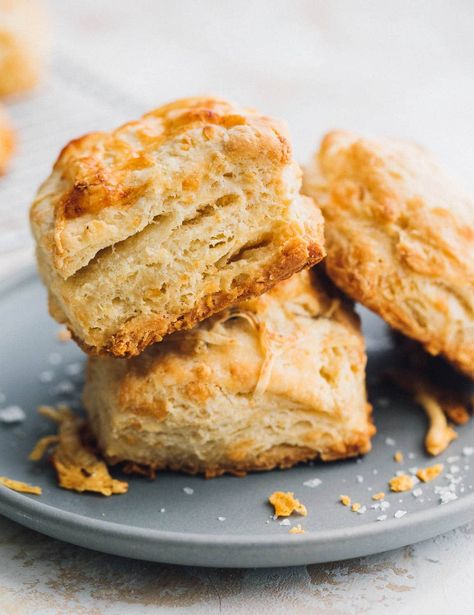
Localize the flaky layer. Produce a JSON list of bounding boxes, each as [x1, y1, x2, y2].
[[304, 131, 474, 379], [32, 97, 325, 356], [83, 270, 375, 476]]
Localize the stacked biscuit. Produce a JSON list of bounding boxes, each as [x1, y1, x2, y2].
[[30, 97, 473, 478], [30, 97, 375, 476]]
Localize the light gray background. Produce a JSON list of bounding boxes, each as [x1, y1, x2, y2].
[[1, 1, 474, 613]]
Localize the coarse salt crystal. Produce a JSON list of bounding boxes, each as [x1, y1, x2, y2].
[[377, 515, 387, 522], [439, 491, 458, 504], [449, 465, 460, 474], [52, 380, 75, 395], [356, 475, 364, 483], [447, 456, 460, 463], [0, 405, 26, 423], [217, 516, 226, 522], [385, 437, 396, 446], [48, 352, 62, 365], [356, 505, 367, 514], [39, 370, 54, 383], [64, 362, 82, 377], [409, 466, 418, 474], [463, 447, 474, 457], [279, 518, 291, 526], [303, 478, 322, 488], [160, 508, 166, 513], [408, 452, 416, 460], [412, 488, 423, 498], [183, 487, 194, 495], [394, 510, 407, 519]]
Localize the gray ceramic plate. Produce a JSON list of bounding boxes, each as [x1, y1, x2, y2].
[[0, 268, 473, 567]]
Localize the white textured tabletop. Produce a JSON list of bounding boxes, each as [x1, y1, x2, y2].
[[1, 1, 473, 613]]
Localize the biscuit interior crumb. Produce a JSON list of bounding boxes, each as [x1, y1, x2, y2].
[[340, 494, 351, 506], [289, 524, 305, 534], [394, 451, 404, 463], [269, 491, 307, 517], [351, 502, 361, 512], [0, 476, 42, 495], [372, 492, 385, 501], [416, 464, 444, 482], [389, 474, 414, 492]]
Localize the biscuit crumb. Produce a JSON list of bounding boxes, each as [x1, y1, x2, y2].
[[387, 368, 462, 456], [269, 491, 307, 517], [289, 524, 305, 534], [389, 474, 414, 492], [351, 502, 361, 512], [0, 476, 42, 495], [56, 327, 72, 342], [340, 494, 351, 507], [372, 492, 385, 501], [394, 451, 404, 463], [416, 464, 443, 482], [31, 404, 128, 496]]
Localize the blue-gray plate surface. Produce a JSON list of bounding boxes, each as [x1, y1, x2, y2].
[[0, 269, 473, 567]]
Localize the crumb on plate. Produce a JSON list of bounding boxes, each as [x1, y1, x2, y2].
[[372, 492, 385, 501], [56, 327, 72, 342], [340, 494, 351, 506], [389, 474, 414, 492], [416, 464, 443, 482], [394, 451, 404, 463], [269, 491, 307, 518], [30, 404, 128, 496], [0, 476, 42, 495], [289, 524, 305, 534]]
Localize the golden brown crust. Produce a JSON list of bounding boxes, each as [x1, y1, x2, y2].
[[32, 97, 325, 356], [83, 270, 375, 475], [304, 130, 474, 379], [31, 96, 296, 279], [119, 436, 373, 479]]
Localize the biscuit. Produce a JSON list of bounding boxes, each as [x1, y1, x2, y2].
[[31, 97, 325, 356], [0, 103, 14, 173], [304, 131, 474, 379], [83, 270, 374, 477], [0, 0, 47, 97]]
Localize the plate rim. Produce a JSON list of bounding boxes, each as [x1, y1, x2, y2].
[[1, 266, 473, 567]]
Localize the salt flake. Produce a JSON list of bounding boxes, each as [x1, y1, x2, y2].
[[303, 478, 322, 488]]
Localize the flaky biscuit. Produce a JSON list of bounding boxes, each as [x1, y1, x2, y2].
[[0, 103, 13, 173], [304, 131, 474, 379], [31, 97, 325, 357], [83, 270, 374, 477], [0, 0, 47, 97]]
